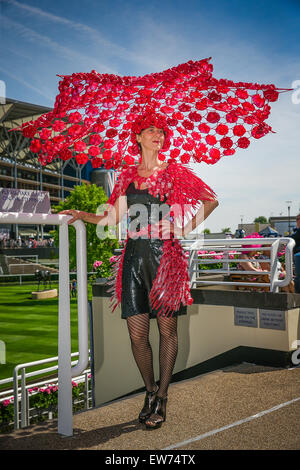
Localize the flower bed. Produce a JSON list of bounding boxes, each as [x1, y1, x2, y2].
[[0, 378, 91, 433], [197, 250, 239, 271]]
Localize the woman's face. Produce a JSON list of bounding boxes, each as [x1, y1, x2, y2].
[[136, 126, 165, 152]]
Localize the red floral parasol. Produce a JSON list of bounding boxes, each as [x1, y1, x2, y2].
[[14, 57, 290, 169]]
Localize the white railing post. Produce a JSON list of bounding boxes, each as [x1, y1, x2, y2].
[[269, 239, 280, 293], [57, 221, 73, 437], [20, 368, 27, 428], [0, 212, 88, 437], [71, 219, 89, 378]]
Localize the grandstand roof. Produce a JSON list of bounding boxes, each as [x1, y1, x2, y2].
[[0, 97, 52, 124], [0, 98, 80, 174]]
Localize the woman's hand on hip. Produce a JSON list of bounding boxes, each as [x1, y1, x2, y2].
[[158, 219, 184, 239]]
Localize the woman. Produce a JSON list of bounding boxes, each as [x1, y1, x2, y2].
[[60, 116, 218, 429], [237, 244, 269, 291]]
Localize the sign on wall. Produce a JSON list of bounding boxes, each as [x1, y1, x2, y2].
[[0, 189, 51, 214], [234, 307, 258, 328], [259, 309, 286, 331]]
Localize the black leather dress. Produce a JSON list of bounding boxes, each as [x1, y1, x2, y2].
[[121, 182, 187, 319]]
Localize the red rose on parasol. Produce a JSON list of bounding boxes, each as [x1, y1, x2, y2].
[[13, 57, 290, 169]]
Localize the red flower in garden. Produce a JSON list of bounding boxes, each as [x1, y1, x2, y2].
[[93, 122, 105, 133], [198, 143, 208, 153], [124, 155, 135, 165]]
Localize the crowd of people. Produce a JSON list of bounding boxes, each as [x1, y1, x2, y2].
[[0, 236, 55, 249]]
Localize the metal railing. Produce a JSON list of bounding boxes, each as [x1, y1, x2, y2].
[[5, 254, 39, 263], [0, 212, 89, 437], [0, 271, 94, 284], [0, 353, 92, 430], [186, 237, 295, 292]]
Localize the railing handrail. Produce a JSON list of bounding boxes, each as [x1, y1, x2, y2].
[[0, 211, 88, 436], [186, 237, 295, 292]]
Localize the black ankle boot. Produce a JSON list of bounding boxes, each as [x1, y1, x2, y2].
[[138, 386, 158, 423], [145, 395, 167, 429]]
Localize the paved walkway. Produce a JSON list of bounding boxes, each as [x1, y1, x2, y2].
[[1, 363, 299, 450]]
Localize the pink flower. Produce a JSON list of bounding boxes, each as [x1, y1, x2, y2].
[[109, 256, 117, 263], [93, 260, 103, 270]]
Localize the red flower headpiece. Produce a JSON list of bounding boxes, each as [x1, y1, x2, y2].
[[12, 57, 291, 170], [130, 109, 172, 156]]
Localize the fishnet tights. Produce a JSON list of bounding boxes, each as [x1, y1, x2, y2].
[[127, 313, 178, 398]]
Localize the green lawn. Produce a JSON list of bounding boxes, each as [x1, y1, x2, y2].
[[0, 283, 92, 385]]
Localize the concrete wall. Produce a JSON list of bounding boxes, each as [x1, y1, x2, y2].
[[91, 289, 300, 407]]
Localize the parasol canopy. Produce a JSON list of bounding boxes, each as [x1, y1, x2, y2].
[[13, 57, 290, 170]]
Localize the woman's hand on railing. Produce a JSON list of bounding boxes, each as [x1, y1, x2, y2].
[[58, 210, 86, 224], [58, 210, 107, 225]]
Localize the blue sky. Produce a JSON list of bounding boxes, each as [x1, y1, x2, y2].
[[1, 0, 300, 232]]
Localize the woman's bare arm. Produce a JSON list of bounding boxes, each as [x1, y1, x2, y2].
[[239, 255, 267, 272], [59, 195, 128, 226], [182, 200, 219, 237]]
